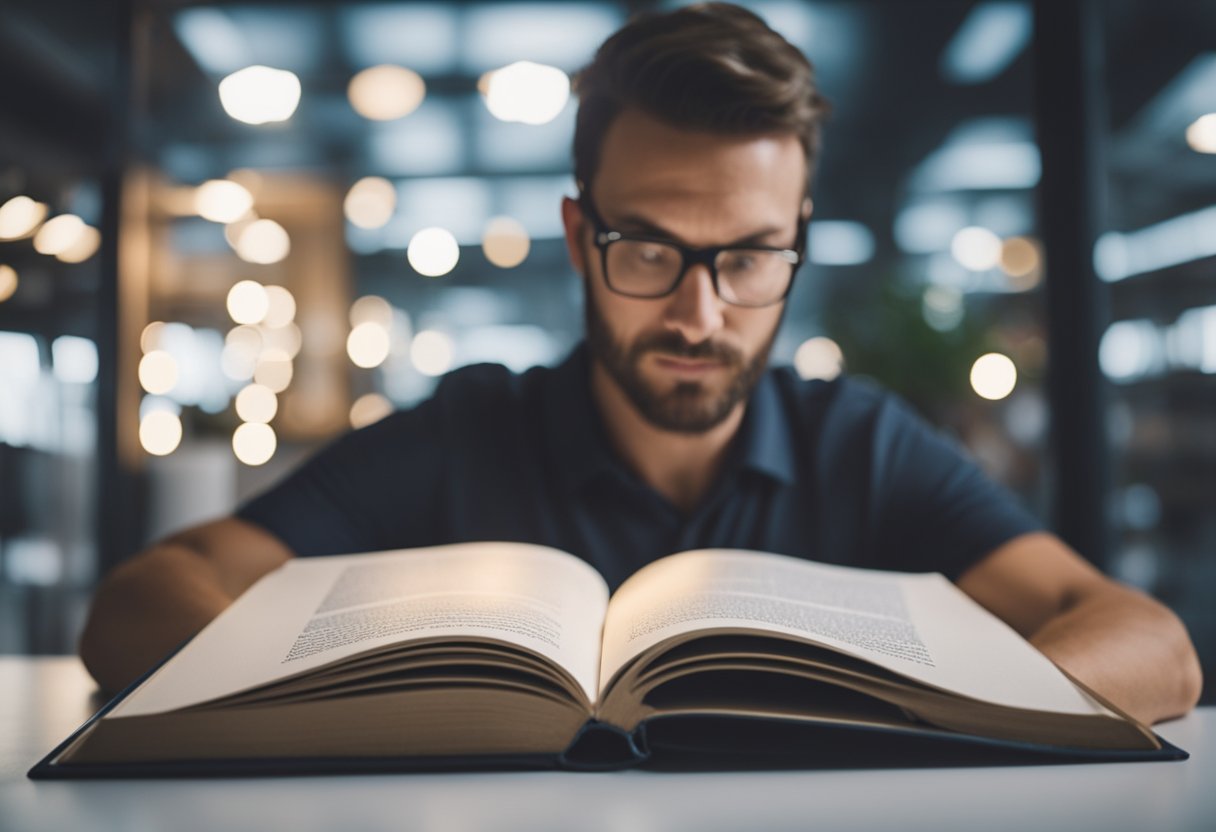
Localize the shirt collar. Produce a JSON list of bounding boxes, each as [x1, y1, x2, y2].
[[543, 343, 799, 490], [733, 368, 799, 486]]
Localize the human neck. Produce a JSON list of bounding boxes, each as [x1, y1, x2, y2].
[[589, 360, 745, 514]]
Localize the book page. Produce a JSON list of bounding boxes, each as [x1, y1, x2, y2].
[[115, 542, 609, 716], [599, 549, 1108, 715]]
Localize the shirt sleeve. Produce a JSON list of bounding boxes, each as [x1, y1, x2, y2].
[[864, 388, 1044, 580], [235, 397, 444, 557]]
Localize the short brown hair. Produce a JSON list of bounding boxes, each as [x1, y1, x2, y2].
[[572, 2, 831, 193]]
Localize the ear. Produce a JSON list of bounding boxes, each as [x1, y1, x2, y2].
[[801, 197, 814, 222], [561, 196, 587, 277]]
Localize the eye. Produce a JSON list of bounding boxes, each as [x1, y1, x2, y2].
[[719, 251, 760, 273], [638, 244, 667, 264], [621, 241, 678, 270]]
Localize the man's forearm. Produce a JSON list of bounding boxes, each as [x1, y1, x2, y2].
[[78, 544, 237, 695], [1030, 584, 1203, 726]]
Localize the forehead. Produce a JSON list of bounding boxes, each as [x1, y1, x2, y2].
[[590, 109, 806, 225]]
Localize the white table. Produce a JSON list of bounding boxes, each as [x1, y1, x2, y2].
[[1, 657, 1212, 832]]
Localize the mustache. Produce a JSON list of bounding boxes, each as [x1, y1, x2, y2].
[[631, 331, 743, 365]]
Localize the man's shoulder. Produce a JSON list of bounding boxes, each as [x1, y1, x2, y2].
[[341, 362, 557, 462], [415, 361, 564, 434], [433, 361, 524, 395], [431, 361, 554, 403], [767, 365, 899, 426], [763, 367, 949, 470]]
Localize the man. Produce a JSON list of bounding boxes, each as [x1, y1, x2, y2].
[[80, 3, 1201, 725]]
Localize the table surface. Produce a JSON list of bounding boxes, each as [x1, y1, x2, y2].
[[1, 656, 1212, 832]]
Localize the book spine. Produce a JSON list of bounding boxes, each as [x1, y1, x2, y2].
[[557, 720, 649, 771]]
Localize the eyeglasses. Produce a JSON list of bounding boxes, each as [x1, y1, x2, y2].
[[579, 192, 806, 308]]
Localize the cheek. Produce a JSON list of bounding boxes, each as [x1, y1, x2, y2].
[[595, 285, 662, 339], [728, 307, 783, 347]]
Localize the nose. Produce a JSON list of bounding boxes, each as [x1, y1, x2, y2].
[[662, 263, 724, 344]]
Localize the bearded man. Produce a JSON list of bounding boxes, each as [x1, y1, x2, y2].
[[81, 3, 1201, 727]]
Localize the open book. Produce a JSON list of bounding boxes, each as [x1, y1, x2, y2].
[[32, 542, 1184, 777]]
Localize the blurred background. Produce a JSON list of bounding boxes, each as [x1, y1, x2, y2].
[[0, 0, 1212, 701]]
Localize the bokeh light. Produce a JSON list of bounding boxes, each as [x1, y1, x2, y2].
[[139, 410, 183, 456], [793, 337, 845, 381], [1100, 320, 1159, 381], [33, 214, 86, 256], [0, 265, 17, 302], [260, 321, 302, 359], [55, 225, 101, 264], [225, 324, 263, 352], [999, 236, 1042, 290], [221, 341, 258, 381], [235, 383, 278, 424], [224, 213, 259, 250], [138, 350, 179, 395], [253, 348, 293, 392], [951, 226, 1002, 271], [350, 393, 394, 429], [262, 285, 297, 327], [348, 65, 425, 121], [482, 216, 531, 268], [411, 329, 454, 376], [140, 322, 166, 353], [195, 180, 254, 223], [52, 335, 99, 384], [347, 322, 391, 368], [226, 280, 269, 324], [407, 227, 459, 277], [0, 196, 48, 240], [234, 218, 290, 264], [480, 61, 570, 125], [222, 325, 264, 380], [349, 294, 394, 328], [1185, 113, 1216, 154], [233, 422, 277, 466], [970, 353, 1018, 401], [344, 177, 397, 230], [218, 65, 301, 125]]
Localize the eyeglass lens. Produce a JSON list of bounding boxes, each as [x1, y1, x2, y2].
[[604, 239, 793, 305]]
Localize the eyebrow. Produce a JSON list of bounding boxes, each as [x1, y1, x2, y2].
[[610, 211, 791, 248]]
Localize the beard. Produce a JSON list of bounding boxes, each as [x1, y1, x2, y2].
[[584, 281, 777, 434]]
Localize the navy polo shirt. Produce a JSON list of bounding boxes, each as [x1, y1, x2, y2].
[[236, 345, 1042, 590]]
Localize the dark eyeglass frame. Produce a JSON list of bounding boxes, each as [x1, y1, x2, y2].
[[578, 191, 808, 308]]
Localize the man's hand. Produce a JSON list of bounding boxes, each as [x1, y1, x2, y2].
[[956, 531, 1203, 725], [78, 517, 294, 695]]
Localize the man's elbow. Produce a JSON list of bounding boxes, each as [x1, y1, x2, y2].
[[1171, 610, 1204, 717], [1139, 595, 1204, 722], [77, 554, 153, 693], [1122, 588, 1203, 722], [77, 544, 234, 694]]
